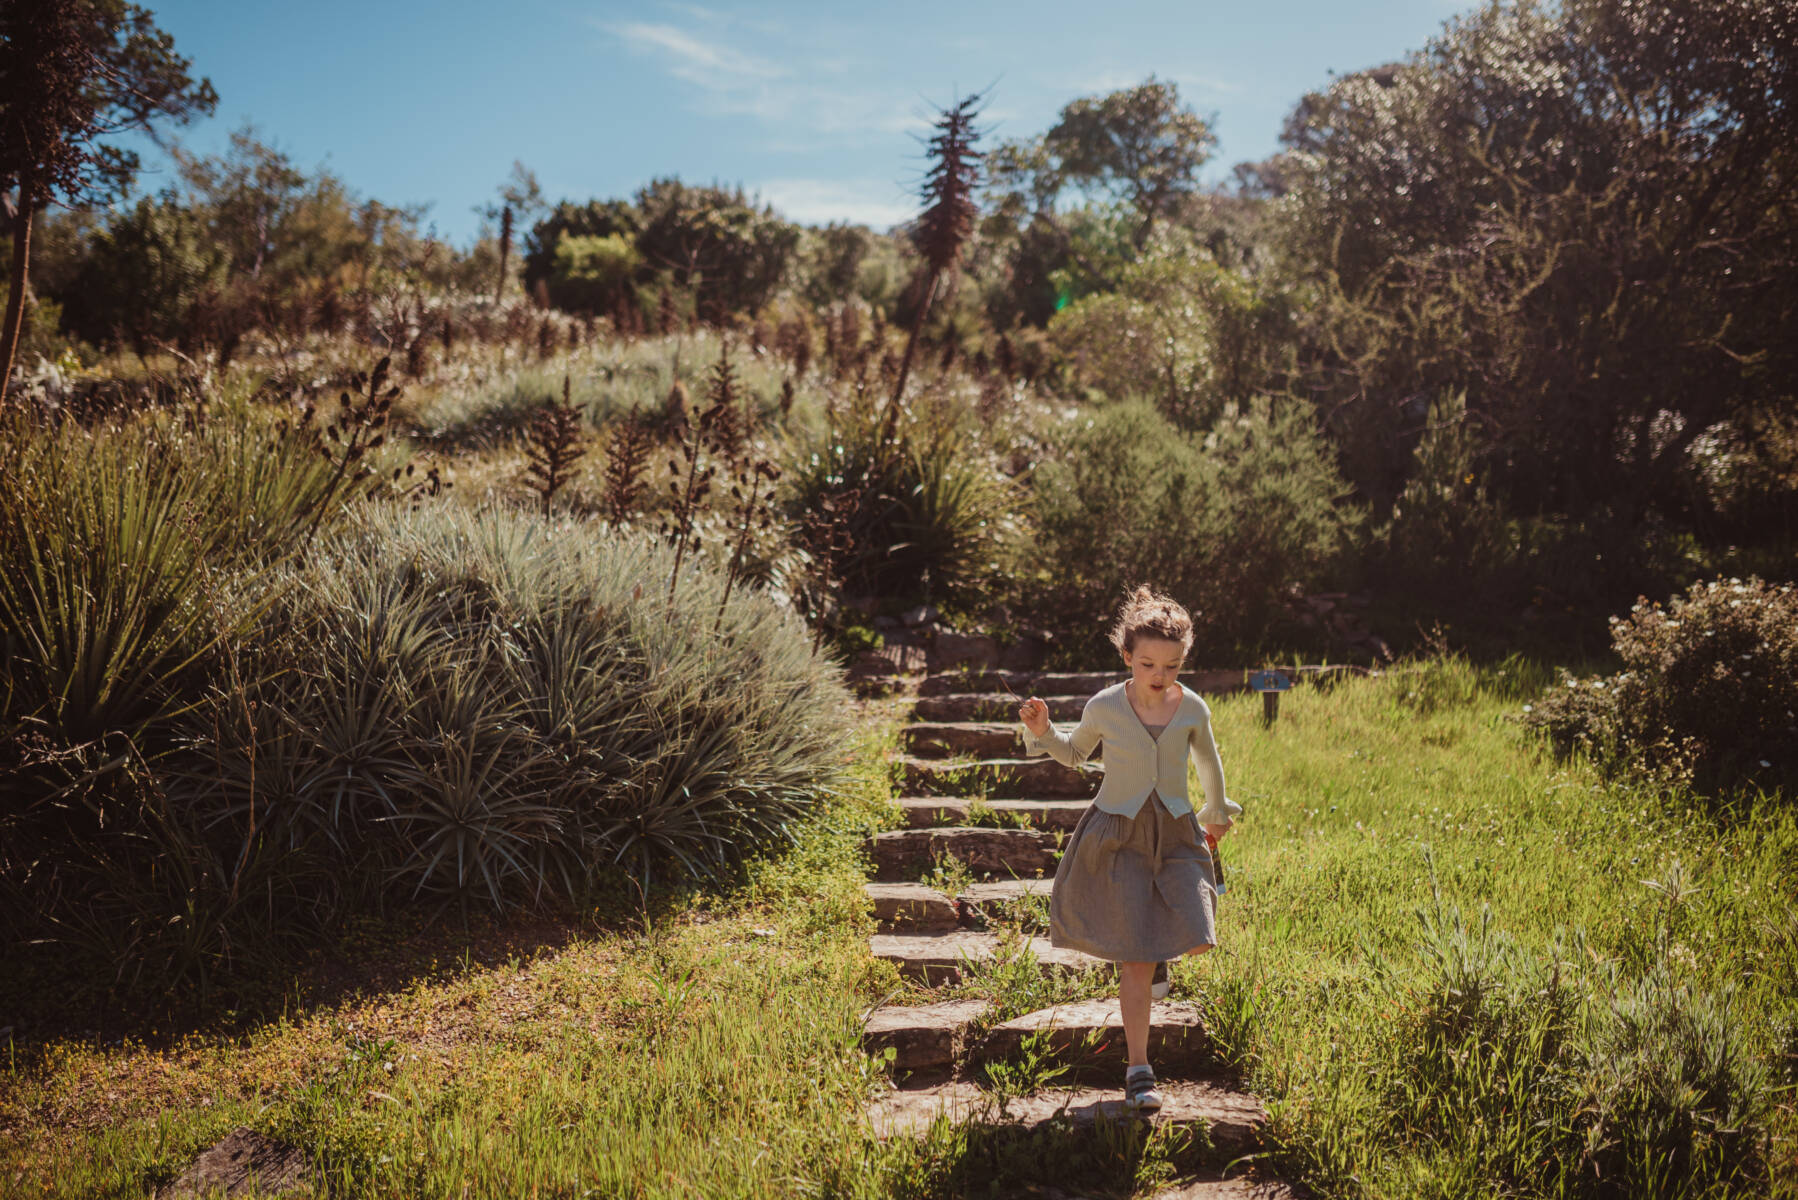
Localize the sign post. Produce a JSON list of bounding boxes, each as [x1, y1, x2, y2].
[[1247, 669, 1293, 726]]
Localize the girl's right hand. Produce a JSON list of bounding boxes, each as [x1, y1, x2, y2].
[[1019, 696, 1050, 737]]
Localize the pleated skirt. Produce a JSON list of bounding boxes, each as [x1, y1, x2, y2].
[[1048, 791, 1218, 963]]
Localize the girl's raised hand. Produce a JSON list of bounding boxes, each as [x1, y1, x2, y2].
[[1018, 696, 1050, 737]]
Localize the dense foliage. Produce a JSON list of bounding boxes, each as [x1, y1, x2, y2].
[[1526, 577, 1798, 796], [1025, 397, 1358, 659]]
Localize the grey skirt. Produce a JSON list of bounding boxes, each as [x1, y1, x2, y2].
[[1048, 792, 1218, 963]]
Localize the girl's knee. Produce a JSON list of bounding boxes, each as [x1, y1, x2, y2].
[[1183, 943, 1214, 957]]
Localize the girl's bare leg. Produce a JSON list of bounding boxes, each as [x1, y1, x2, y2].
[[1118, 961, 1155, 1066]]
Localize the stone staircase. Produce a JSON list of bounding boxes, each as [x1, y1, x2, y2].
[[857, 667, 1296, 1198]]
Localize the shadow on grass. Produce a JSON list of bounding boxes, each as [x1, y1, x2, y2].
[[0, 872, 706, 1054]]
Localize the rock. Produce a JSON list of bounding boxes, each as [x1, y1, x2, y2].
[[866, 827, 1062, 881], [897, 756, 1100, 800], [868, 1077, 1266, 1144], [999, 631, 1052, 672], [897, 797, 1088, 832], [900, 722, 1022, 758], [862, 999, 991, 1071], [869, 932, 1104, 984], [901, 605, 940, 627], [933, 631, 1001, 671], [865, 881, 959, 932], [977, 999, 1213, 1075], [161, 1127, 310, 1199]]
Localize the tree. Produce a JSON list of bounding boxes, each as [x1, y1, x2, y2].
[[987, 77, 1216, 254], [0, 0, 216, 396], [1275, 0, 1798, 527], [170, 121, 305, 282], [59, 192, 225, 355]]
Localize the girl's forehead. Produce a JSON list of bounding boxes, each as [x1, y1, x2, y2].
[[1130, 638, 1185, 662]]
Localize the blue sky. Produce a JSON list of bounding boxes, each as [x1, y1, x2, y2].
[[111, 0, 1477, 247]]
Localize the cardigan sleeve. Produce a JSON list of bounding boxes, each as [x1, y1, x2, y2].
[[1188, 700, 1242, 827], [1019, 694, 1103, 767]]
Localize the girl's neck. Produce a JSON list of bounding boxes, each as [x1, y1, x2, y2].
[[1126, 678, 1182, 718]]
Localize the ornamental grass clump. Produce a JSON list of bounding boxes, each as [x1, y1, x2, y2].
[[1526, 576, 1798, 796], [172, 501, 852, 931]]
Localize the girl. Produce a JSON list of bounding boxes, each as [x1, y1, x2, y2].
[[1016, 585, 1240, 1112]]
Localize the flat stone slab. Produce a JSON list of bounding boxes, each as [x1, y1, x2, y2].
[[869, 932, 1106, 985], [1020, 1175, 1298, 1200], [902, 722, 1026, 758], [869, 1077, 1266, 1144], [862, 999, 991, 1071], [867, 827, 1061, 882], [978, 999, 1213, 1075], [913, 694, 1085, 723], [161, 1127, 310, 1198], [957, 877, 1055, 925], [917, 671, 1117, 698], [899, 797, 1090, 832], [898, 756, 1099, 800], [865, 881, 959, 932]]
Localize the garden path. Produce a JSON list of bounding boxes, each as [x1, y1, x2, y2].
[[855, 667, 1298, 1198]]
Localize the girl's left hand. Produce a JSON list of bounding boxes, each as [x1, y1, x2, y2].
[[1203, 823, 1232, 842]]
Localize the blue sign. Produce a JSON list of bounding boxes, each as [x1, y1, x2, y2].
[[1248, 670, 1293, 693]]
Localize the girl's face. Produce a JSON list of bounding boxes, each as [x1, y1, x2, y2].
[[1122, 635, 1185, 701]]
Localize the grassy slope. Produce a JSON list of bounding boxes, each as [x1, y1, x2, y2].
[[1194, 657, 1798, 1197], [4, 663, 1793, 1198]]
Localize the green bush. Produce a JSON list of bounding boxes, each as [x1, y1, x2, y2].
[[1024, 397, 1358, 660], [779, 384, 1017, 619], [118, 503, 851, 990], [1526, 577, 1798, 795]]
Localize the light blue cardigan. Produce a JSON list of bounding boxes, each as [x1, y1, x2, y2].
[[1019, 681, 1242, 825]]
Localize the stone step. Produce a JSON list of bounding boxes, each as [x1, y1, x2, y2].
[[977, 999, 1213, 1076], [901, 722, 1026, 758], [898, 797, 1090, 832], [867, 827, 1061, 883], [868, 932, 1104, 985], [917, 671, 1121, 698], [897, 756, 1099, 800], [865, 881, 960, 932], [912, 694, 1086, 723], [957, 878, 1055, 926], [862, 999, 990, 1072], [868, 1076, 1267, 1146], [916, 669, 1247, 699]]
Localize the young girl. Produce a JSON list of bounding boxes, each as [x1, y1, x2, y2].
[[1016, 585, 1240, 1112]]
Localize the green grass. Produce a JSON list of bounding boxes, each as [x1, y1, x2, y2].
[[1187, 654, 1798, 1198], [4, 655, 1793, 1198]]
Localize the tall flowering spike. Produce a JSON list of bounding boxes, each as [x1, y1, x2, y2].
[[915, 91, 986, 277]]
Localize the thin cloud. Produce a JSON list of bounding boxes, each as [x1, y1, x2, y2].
[[599, 16, 927, 137], [607, 21, 787, 85], [757, 177, 916, 230]]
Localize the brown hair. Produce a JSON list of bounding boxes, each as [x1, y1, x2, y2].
[[1109, 584, 1194, 656]]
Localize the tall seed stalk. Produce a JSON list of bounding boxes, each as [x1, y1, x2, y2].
[[601, 406, 654, 526], [523, 373, 587, 515], [884, 89, 986, 447]]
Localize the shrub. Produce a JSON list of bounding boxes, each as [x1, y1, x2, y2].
[[780, 382, 1016, 618], [145, 504, 850, 982], [1024, 397, 1358, 660], [1526, 577, 1798, 795]]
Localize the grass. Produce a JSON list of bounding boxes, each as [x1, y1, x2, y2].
[[4, 654, 1793, 1198], [1184, 654, 1798, 1198]]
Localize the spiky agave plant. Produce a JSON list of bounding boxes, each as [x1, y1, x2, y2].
[[884, 88, 987, 445]]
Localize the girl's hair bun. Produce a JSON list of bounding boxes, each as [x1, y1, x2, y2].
[[1110, 584, 1194, 655]]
